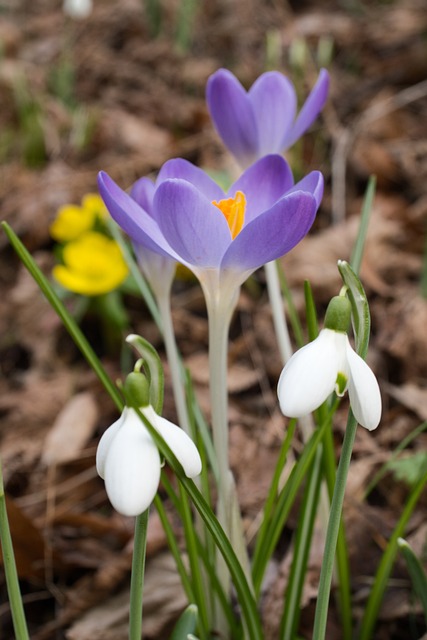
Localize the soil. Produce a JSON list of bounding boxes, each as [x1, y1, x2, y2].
[[1, 0, 427, 638]]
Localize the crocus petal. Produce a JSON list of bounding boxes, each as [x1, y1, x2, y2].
[[345, 340, 382, 431], [206, 69, 259, 167], [130, 177, 155, 213], [157, 158, 223, 203], [98, 171, 180, 261], [230, 155, 294, 224], [103, 409, 161, 516], [221, 192, 317, 272], [248, 72, 297, 156], [282, 69, 330, 149], [133, 243, 176, 296], [287, 171, 324, 209], [154, 179, 232, 268], [96, 414, 124, 479], [142, 406, 202, 478], [278, 329, 342, 417]]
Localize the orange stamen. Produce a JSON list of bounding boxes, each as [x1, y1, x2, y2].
[[212, 190, 246, 239]]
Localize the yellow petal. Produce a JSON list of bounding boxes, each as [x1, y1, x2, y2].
[[50, 205, 96, 242], [53, 232, 129, 295], [81, 193, 108, 219]]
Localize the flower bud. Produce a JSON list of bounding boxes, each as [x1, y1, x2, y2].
[[123, 372, 150, 408], [324, 295, 351, 333]]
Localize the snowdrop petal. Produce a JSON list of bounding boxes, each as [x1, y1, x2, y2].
[[103, 409, 161, 516], [142, 406, 202, 478], [345, 340, 382, 430], [278, 329, 342, 417], [96, 413, 124, 479]]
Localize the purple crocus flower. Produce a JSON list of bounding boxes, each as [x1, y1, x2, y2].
[[98, 155, 323, 305], [206, 68, 329, 168], [130, 178, 177, 298]]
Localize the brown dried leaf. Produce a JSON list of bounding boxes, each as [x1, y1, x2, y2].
[[65, 552, 187, 640], [385, 382, 427, 422], [42, 392, 99, 466], [186, 351, 259, 393], [0, 495, 48, 579]]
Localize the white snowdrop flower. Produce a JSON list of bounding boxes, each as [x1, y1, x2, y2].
[[96, 375, 201, 516], [63, 0, 93, 19], [277, 296, 381, 431]]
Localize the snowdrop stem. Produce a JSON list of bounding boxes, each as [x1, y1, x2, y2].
[[265, 260, 293, 364], [129, 510, 149, 640], [0, 457, 29, 640], [157, 292, 191, 434], [312, 412, 358, 640]]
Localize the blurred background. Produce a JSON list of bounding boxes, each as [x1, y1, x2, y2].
[[1, 0, 427, 638]]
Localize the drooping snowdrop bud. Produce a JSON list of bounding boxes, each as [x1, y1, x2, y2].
[[96, 372, 202, 516], [277, 296, 381, 431]]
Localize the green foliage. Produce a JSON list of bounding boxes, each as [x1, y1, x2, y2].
[[170, 605, 199, 640], [12, 75, 47, 168], [398, 538, 427, 626], [388, 452, 427, 488]]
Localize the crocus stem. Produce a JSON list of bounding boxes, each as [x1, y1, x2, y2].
[[157, 292, 191, 434], [264, 260, 292, 364], [207, 304, 231, 506], [129, 510, 149, 640], [0, 457, 29, 640], [206, 294, 240, 636], [312, 413, 358, 640]]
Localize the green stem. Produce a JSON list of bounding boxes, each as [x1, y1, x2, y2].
[[280, 446, 323, 640], [312, 413, 358, 640], [154, 495, 195, 602], [178, 483, 209, 638], [132, 407, 263, 640], [107, 219, 162, 331], [321, 419, 352, 640], [2, 221, 123, 410], [157, 292, 191, 434], [129, 510, 149, 640], [0, 458, 29, 640], [358, 466, 427, 640]]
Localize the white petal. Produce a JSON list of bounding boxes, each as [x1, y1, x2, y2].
[[346, 339, 381, 431], [103, 409, 161, 516], [277, 329, 342, 417], [142, 406, 202, 478], [96, 412, 125, 479]]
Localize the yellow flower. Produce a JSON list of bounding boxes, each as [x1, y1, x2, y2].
[[53, 232, 129, 296], [50, 193, 108, 242], [81, 193, 108, 220]]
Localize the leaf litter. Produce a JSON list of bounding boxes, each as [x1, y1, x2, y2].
[[1, 0, 427, 638]]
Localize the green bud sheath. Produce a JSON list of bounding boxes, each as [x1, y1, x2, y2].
[[324, 295, 352, 333], [123, 371, 150, 408]]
